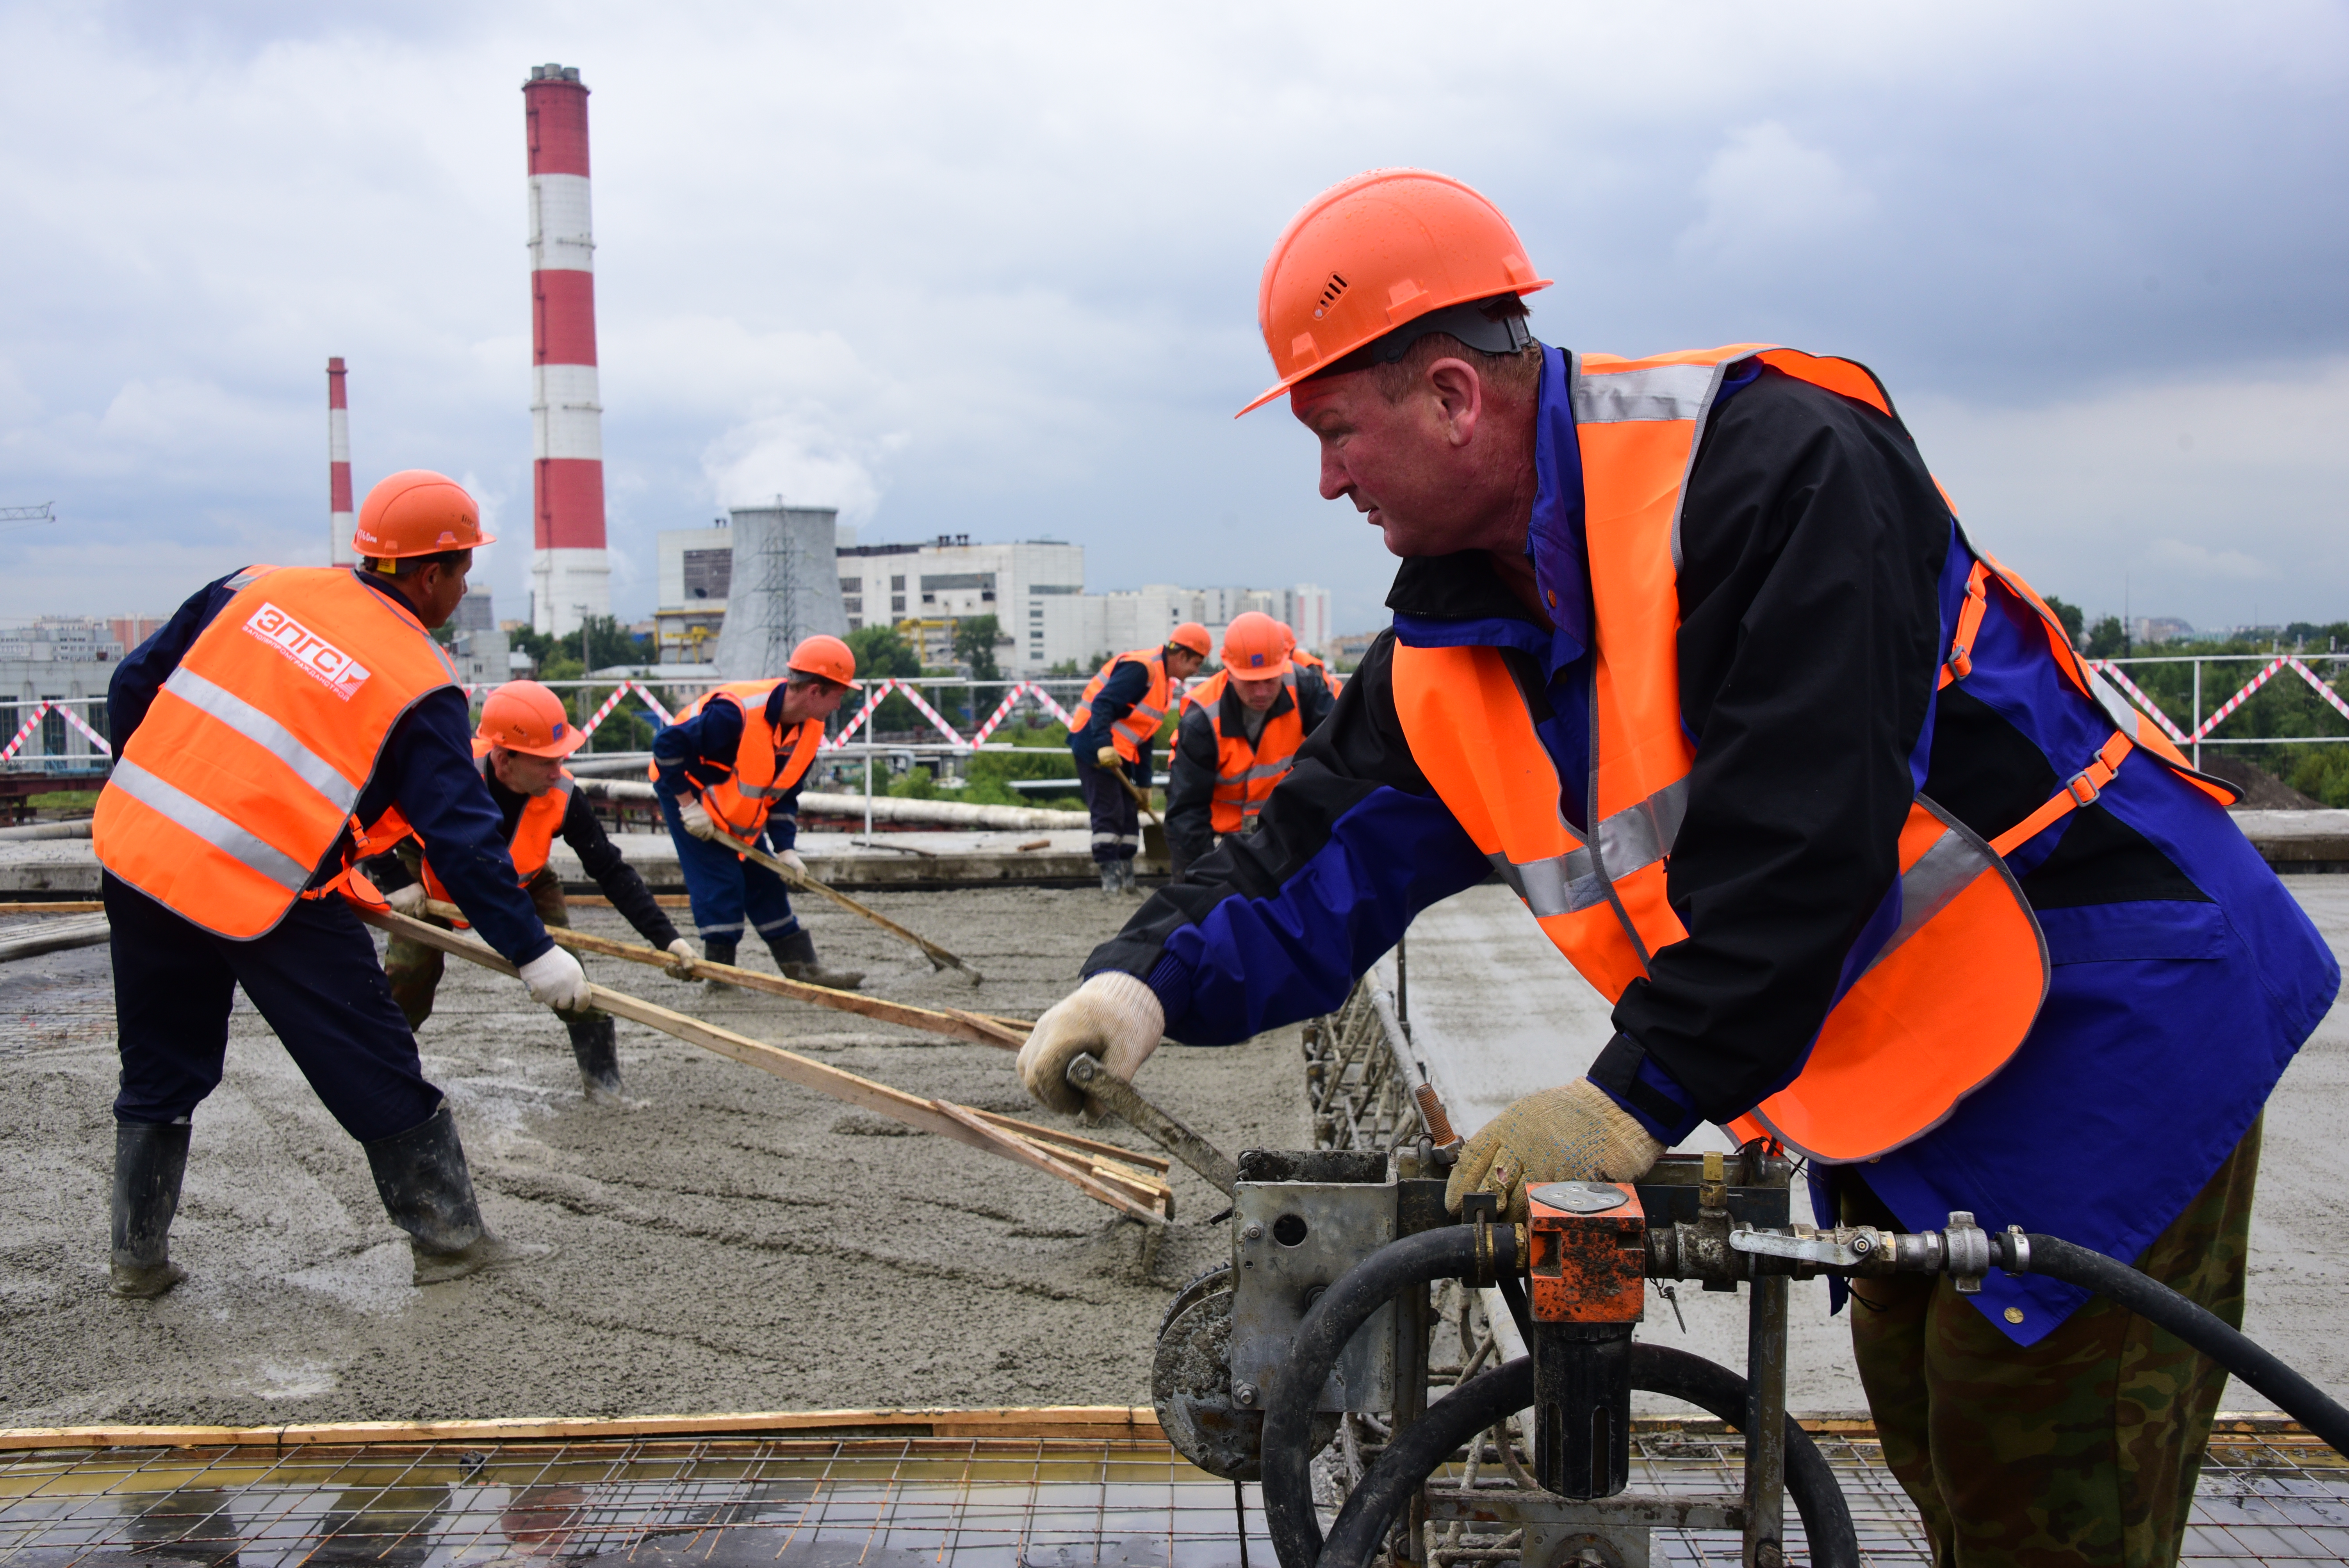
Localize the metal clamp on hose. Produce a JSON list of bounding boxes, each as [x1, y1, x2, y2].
[[1943, 1210, 1992, 1295], [1460, 1191, 1501, 1287]]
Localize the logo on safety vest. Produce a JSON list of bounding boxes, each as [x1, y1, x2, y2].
[[242, 602, 372, 699]]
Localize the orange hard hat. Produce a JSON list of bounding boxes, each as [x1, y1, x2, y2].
[[474, 680, 584, 759], [1167, 622, 1213, 658], [1238, 168, 1552, 417], [1277, 620, 1299, 654], [787, 633, 862, 688], [353, 469, 496, 559], [1222, 611, 1291, 678]]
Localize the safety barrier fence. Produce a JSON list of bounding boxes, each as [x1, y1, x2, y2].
[[0, 654, 2338, 772]]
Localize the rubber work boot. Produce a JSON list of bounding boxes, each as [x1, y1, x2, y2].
[[1098, 862, 1121, 896], [110, 1120, 190, 1299], [362, 1104, 551, 1285], [566, 1014, 623, 1099], [769, 927, 863, 991], [702, 936, 738, 992], [1118, 857, 1140, 896]]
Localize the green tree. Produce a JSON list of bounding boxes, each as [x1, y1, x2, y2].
[[954, 615, 1003, 681], [2085, 616, 2130, 659], [2044, 596, 2086, 647], [844, 624, 925, 734]]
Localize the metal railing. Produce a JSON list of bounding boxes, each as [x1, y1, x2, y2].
[[2093, 653, 2349, 768]]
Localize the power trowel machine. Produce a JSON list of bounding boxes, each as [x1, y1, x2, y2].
[[1132, 1122, 2349, 1568]]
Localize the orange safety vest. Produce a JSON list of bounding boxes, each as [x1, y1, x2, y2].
[[1391, 345, 2233, 1165], [420, 766, 573, 910], [654, 680, 823, 844], [93, 565, 458, 940], [1071, 649, 1173, 764], [1186, 669, 1307, 834]]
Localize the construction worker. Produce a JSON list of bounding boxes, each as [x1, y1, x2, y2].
[[1018, 170, 2340, 1563], [362, 680, 698, 1099], [652, 634, 864, 989], [1165, 612, 1334, 877], [94, 470, 592, 1296], [1068, 624, 1210, 893], [1279, 622, 1343, 696]]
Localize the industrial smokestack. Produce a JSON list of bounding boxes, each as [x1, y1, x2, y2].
[[711, 504, 851, 680], [524, 62, 611, 638], [326, 357, 355, 565]]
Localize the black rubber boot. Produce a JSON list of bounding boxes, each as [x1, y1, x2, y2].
[[702, 935, 738, 991], [769, 926, 863, 991], [1098, 862, 1121, 895], [566, 1014, 623, 1099], [1118, 857, 1140, 895], [362, 1104, 549, 1285], [110, 1120, 190, 1299]]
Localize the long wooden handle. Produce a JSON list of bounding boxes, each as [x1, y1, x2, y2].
[[734, 841, 983, 983], [417, 899, 1026, 1048], [1111, 767, 1164, 829], [354, 902, 1166, 1224]]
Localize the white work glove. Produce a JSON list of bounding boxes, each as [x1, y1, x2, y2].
[[665, 937, 699, 978], [1017, 971, 1164, 1115], [774, 847, 808, 875], [678, 799, 721, 841], [1445, 1080, 1664, 1223], [1095, 745, 1121, 770], [519, 946, 592, 1012], [384, 882, 429, 917]]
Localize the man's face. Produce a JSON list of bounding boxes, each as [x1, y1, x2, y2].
[[1166, 648, 1206, 682], [1231, 673, 1283, 712], [490, 747, 565, 796], [405, 551, 474, 630], [779, 677, 848, 725], [1289, 363, 1496, 558]]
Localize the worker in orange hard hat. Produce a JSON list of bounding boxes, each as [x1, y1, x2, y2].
[[1068, 624, 1210, 894], [650, 634, 864, 988], [363, 680, 696, 1099], [93, 469, 593, 1297], [1017, 169, 2340, 1556], [1278, 621, 1344, 696], [1165, 613, 1335, 878]]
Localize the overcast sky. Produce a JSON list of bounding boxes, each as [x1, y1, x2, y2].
[[0, 1, 2343, 634]]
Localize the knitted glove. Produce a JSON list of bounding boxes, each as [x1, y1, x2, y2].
[[1444, 1080, 1663, 1223], [1017, 971, 1165, 1115]]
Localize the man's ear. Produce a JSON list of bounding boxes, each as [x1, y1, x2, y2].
[[1424, 357, 1484, 446]]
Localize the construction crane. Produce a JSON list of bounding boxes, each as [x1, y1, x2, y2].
[[0, 502, 55, 527]]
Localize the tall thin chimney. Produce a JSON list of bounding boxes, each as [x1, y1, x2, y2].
[[523, 62, 611, 638], [326, 357, 355, 565]]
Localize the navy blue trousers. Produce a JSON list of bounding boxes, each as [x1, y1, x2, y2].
[[656, 790, 802, 945], [1080, 757, 1142, 865], [105, 872, 442, 1143]]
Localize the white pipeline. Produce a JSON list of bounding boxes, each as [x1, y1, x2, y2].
[[571, 777, 1087, 831]]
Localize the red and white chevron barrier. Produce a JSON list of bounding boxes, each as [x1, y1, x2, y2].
[[0, 702, 111, 763], [2090, 656, 2349, 746]]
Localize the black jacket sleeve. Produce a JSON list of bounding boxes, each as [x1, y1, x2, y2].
[[1604, 367, 1951, 1123], [1165, 704, 1221, 863], [1296, 668, 1337, 732], [563, 789, 681, 948]]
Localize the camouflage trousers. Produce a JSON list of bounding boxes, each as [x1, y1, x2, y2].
[[383, 863, 606, 1030], [1845, 1118, 2260, 1568]]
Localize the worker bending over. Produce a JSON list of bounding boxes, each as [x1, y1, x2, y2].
[[1279, 621, 1342, 696], [94, 471, 592, 1296], [1019, 171, 2338, 1565], [652, 635, 863, 990], [1165, 612, 1334, 877], [365, 679, 695, 1099], [1068, 624, 1209, 894]]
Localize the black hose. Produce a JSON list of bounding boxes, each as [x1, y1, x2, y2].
[[1317, 1347, 1858, 1568], [1261, 1226, 1518, 1568], [2011, 1233, 2349, 1456]]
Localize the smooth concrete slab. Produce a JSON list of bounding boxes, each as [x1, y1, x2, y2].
[[1399, 879, 2349, 1417]]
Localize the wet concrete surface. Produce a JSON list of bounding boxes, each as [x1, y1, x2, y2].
[[0, 885, 1303, 1426]]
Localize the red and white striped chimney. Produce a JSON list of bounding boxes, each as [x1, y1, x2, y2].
[[326, 356, 355, 565], [524, 62, 610, 636]]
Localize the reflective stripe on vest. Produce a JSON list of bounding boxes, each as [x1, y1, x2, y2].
[[1394, 345, 2082, 1163], [661, 681, 823, 843], [1191, 669, 1306, 834], [93, 565, 456, 939], [1071, 649, 1173, 764], [423, 771, 572, 915]]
